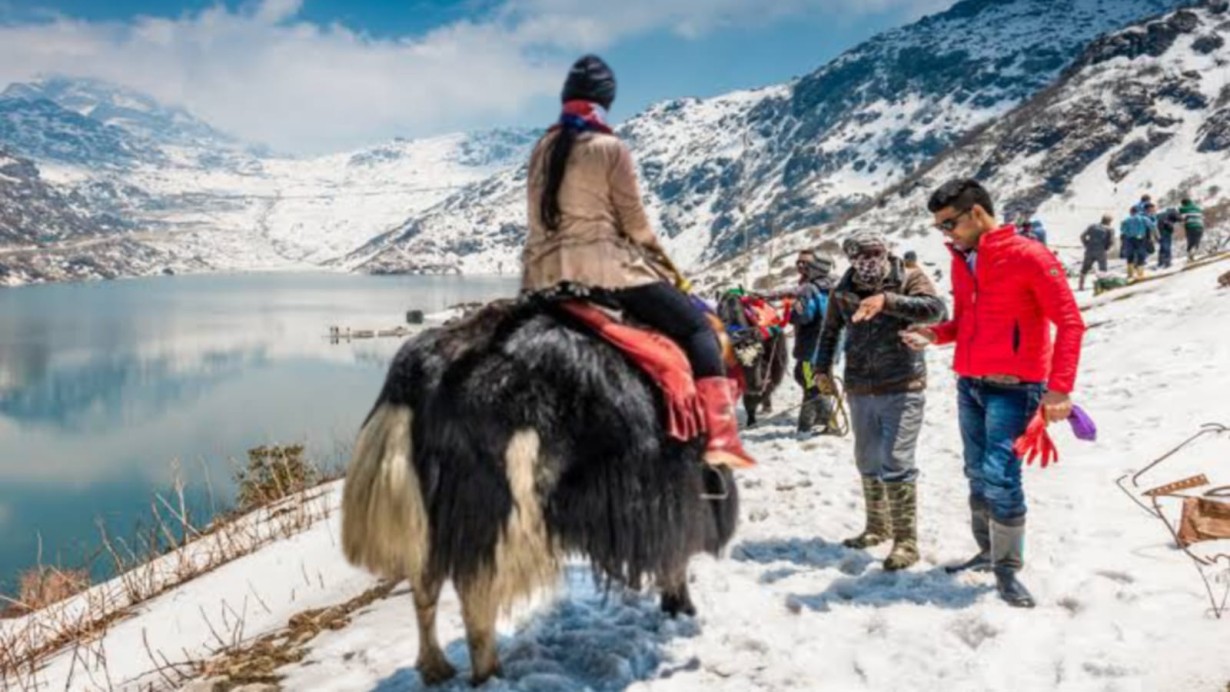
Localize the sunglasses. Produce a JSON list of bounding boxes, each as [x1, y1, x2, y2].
[[935, 208, 972, 233]]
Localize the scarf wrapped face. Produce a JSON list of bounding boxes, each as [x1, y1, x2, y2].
[[851, 252, 890, 287]]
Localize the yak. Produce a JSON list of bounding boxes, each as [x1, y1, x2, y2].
[[341, 297, 739, 685], [715, 292, 788, 427]]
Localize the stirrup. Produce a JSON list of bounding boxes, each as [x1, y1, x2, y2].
[[700, 464, 730, 501]]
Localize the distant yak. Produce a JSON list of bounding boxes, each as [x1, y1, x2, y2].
[[716, 292, 788, 427]]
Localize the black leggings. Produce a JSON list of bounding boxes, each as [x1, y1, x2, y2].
[[607, 282, 725, 378]]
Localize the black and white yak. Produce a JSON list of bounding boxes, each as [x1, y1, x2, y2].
[[716, 292, 788, 427], [341, 299, 740, 685]]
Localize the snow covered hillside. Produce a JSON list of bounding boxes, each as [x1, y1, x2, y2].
[[0, 76, 537, 284], [1, 0, 1190, 285], [13, 253, 1230, 691], [731, 0, 1230, 287], [352, 0, 1184, 277]]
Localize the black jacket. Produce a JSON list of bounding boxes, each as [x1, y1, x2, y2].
[[1081, 224, 1114, 256], [813, 260, 947, 395]]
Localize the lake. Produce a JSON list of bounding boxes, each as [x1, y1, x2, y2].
[[0, 272, 517, 595]]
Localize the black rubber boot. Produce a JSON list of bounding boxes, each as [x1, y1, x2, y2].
[[796, 395, 820, 434], [990, 517, 1035, 608], [945, 496, 991, 574]]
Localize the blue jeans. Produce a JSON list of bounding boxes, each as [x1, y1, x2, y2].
[[1158, 231, 1173, 268], [1123, 236, 1148, 267], [957, 378, 1043, 522]]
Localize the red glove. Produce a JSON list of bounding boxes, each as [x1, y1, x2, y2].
[[1013, 409, 1059, 468]]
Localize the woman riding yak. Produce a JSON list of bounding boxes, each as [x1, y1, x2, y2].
[[521, 54, 754, 470]]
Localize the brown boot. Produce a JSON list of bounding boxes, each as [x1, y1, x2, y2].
[[696, 377, 756, 469]]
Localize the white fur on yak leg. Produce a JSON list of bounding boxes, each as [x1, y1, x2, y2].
[[341, 404, 429, 581], [343, 409, 559, 614], [487, 429, 561, 613]]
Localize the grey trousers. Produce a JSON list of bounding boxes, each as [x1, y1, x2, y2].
[[848, 391, 925, 483]]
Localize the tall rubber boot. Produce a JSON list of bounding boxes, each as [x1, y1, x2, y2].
[[696, 377, 756, 469], [945, 496, 991, 574], [842, 477, 890, 549], [990, 517, 1035, 608], [796, 395, 820, 434], [883, 482, 919, 571]]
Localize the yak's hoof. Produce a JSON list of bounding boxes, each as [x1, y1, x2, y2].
[[661, 591, 697, 618], [470, 664, 503, 687], [417, 654, 457, 686]]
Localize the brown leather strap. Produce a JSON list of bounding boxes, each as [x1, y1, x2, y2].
[[1143, 474, 1209, 497]]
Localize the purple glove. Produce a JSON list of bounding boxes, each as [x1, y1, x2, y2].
[[1067, 405, 1097, 442]]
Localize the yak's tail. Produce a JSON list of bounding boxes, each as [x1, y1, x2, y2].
[[341, 403, 429, 581]]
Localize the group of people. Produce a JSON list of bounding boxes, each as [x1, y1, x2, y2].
[[521, 55, 1087, 609], [1079, 194, 1207, 288]]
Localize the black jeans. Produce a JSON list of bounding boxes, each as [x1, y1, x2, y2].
[[607, 282, 724, 378]]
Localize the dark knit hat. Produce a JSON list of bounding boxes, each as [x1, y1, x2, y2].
[[797, 250, 834, 278], [561, 54, 617, 110]]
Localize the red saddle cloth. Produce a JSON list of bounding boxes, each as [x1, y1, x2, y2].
[[739, 296, 791, 340], [559, 301, 713, 443]]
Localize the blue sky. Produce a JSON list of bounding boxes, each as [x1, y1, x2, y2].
[[0, 0, 952, 153]]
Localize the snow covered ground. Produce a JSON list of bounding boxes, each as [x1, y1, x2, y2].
[[16, 258, 1230, 691]]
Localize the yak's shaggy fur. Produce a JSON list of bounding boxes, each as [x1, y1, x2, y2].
[[342, 298, 739, 684], [716, 292, 788, 427]]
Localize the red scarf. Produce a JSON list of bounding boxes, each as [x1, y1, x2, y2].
[[551, 100, 614, 135]]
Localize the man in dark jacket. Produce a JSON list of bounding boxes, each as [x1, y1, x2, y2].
[[760, 249, 838, 435], [1078, 215, 1114, 291], [813, 231, 947, 571], [1156, 207, 1182, 269]]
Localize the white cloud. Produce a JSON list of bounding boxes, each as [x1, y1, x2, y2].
[[253, 0, 304, 25], [0, 0, 953, 154]]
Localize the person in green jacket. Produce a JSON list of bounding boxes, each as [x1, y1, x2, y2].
[[1180, 198, 1205, 261]]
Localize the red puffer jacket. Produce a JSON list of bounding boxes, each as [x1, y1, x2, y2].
[[932, 225, 1086, 393]]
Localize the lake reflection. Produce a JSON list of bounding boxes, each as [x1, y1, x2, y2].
[[0, 272, 516, 592]]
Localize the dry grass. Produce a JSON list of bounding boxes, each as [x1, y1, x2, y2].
[[116, 581, 398, 691], [0, 445, 344, 689], [14, 568, 91, 615], [192, 580, 397, 688]]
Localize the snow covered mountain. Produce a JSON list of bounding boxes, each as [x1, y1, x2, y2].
[[726, 0, 1230, 288], [351, 0, 1184, 276], [0, 76, 539, 282], [0, 94, 163, 169], [2, 77, 237, 152], [0, 0, 1200, 285], [0, 149, 118, 245], [0, 148, 190, 286]]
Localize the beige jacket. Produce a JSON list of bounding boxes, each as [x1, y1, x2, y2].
[[521, 131, 672, 292]]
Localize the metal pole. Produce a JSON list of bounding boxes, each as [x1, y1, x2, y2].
[[742, 129, 752, 287]]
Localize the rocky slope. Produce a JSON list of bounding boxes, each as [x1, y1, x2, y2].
[[351, 0, 1184, 276], [725, 0, 1230, 287]]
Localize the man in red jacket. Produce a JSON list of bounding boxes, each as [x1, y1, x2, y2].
[[906, 179, 1086, 608]]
